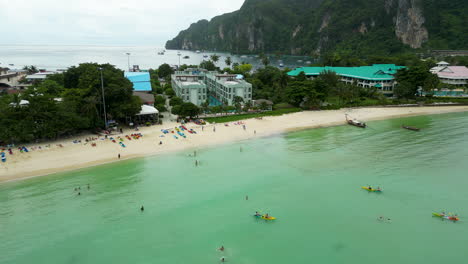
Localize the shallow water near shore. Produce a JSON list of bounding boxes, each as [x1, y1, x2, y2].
[[1, 112, 468, 264]]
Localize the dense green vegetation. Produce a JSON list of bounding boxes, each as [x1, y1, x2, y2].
[[204, 108, 302, 123], [0, 63, 141, 144], [166, 0, 468, 56]]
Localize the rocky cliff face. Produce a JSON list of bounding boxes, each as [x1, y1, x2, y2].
[[394, 0, 428, 48], [165, 0, 467, 55]]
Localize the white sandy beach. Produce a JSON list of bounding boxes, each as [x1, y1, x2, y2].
[[1, 106, 468, 183]]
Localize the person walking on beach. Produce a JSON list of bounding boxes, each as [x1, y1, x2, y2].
[[213, 126, 216, 132], [254, 130, 256, 135], [118, 153, 121, 159], [194, 150, 197, 157]]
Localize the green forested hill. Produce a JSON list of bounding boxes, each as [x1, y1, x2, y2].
[[165, 0, 468, 56]]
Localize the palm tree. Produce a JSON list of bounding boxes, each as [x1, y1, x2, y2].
[[210, 54, 220, 65], [225, 57, 232, 67], [22, 65, 38, 74], [261, 56, 270, 67]]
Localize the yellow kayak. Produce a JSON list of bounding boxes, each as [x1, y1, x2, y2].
[[261, 216, 276, 220], [362, 186, 382, 192]]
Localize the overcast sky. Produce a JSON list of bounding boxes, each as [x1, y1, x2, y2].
[[0, 0, 244, 46]]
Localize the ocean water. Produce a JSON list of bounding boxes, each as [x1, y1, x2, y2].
[[0, 45, 312, 71], [1, 112, 468, 264]]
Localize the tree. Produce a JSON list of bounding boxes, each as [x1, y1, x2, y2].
[[395, 66, 433, 99], [165, 88, 175, 97], [36, 79, 64, 96], [154, 95, 166, 105], [318, 70, 339, 90], [261, 56, 270, 67], [22, 65, 38, 74], [233, 64, 252, 75], [178, 102, 200, 118], [158, 64, 174, 79], [200, 60, 216, 71], [62, 63, 141, 123], [0, 62, 143, 144], [423, 73, 440, 93], [46, 73, 65, 86], [156, 104, 167, 112], [233, 96, 244, 112], [259, 101, 269, 110], [210, 54, 220, 64], [200, 100, 209, 113], [169, 97, 183, 106], [171, 105, 181, 115], [243, 100, 252, 111], [394, 81, 417, 99], [225, 57, 232, 67]]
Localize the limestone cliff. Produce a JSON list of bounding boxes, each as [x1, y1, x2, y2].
[[395, 0, 428, 48], [165, 0, 468, 55]]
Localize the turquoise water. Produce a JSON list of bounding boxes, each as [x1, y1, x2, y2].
[[1, 112, 468, 264]]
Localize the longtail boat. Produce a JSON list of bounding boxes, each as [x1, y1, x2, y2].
[[346, 115, 366, 128], [402, 125, 420, 131]]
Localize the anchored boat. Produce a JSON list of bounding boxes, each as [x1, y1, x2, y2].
[[346, 114, 366, 128], [402, 125, 420, 131]]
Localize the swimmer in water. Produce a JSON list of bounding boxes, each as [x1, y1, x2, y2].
[[219, 246, 224, 251], [220, 257, 225, 262]]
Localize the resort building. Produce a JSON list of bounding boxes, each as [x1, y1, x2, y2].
[[430, 62, 468, 87], [204, 72, 252, 105], [288, 64, 406, 96], [171, 69, 208, 106], [171, 69, 252, 106]]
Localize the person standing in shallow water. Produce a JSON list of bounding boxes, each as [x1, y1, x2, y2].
[[140, 206, 144, 212]]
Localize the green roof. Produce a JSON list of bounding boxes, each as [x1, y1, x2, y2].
[[287, 64, 406, 81]]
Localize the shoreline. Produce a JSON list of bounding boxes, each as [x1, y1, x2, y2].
[[1, 106, 468, 184]]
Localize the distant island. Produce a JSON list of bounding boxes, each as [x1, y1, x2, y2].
[[166, 0, 468, 56]]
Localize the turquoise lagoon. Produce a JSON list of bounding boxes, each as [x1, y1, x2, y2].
[[1, 112, 468, 264]]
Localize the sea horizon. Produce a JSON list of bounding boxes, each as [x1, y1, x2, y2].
[[0, 44, 313, 71]]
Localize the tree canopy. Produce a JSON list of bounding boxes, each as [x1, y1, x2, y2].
[[0, 63, 141, 144]]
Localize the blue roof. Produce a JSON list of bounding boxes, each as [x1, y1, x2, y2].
[[124, 72, 152, 91]]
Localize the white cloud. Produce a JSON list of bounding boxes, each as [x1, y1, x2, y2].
[[0, 0, 244, 45]]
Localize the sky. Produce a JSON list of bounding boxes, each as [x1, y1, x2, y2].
[[0, 0, 245, 46]]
